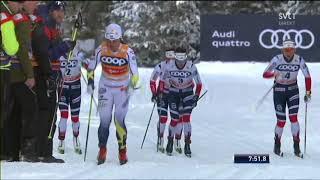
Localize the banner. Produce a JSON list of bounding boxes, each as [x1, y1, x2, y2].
[[200, 14, 320, 62]]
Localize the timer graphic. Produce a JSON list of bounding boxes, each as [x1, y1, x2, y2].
[[234, 154, 270, 163]]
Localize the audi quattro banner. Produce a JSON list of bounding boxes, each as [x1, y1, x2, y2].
[[200, 15, 320, 62]]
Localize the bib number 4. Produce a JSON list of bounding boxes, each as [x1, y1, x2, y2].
[[285, 72, 290, 79]]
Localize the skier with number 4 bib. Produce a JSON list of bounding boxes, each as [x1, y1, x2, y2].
[[159, 47, 202, 157], [263, 39, 312, 158]]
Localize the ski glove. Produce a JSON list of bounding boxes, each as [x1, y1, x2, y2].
[[131, 75, 140, 89], [151, 94, 157, 103], [304, 91, 311, 103], [192, 95, 199, 108]]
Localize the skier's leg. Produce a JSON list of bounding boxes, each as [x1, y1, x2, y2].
[[273, 87, 287, 139], [69, 82, 82, 154], [114, 88, 129, 164], [158, 92, 168, 138], [58, 85, 69, 140], [97, 83, 113, 164], [70, 82, 81, 138], [98, 85, 113, 149], [168, 92, 180, 139], [167, 92, 180, 155], [182, 91, 194, 157], [273, 86, 287, 155], [287, 86, 301, 155], [182, 91, 194, 141]]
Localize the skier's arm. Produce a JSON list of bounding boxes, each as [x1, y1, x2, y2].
[[128, 48, 139, 88], [192, 64, 202, 96], [299, 57, 312, 93], [263, 56, 278, 79], [158, 65, 167, 94], [150, 64, 161, 95], [79, 52, 95, 91]]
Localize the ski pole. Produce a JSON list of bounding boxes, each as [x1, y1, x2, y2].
[[84, 94, 94, 162], [255, 83, 276, 111], [141, 102, 156, 149], [80, 70, 98, 109], [156, 103, 162, 152], [304, 102, 308, 155], [198, 90, 208, 102]]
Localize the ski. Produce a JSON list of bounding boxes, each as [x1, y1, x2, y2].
[[75, 148, 82, 155], [294, 153, 304, 159], [274, 151, 284, 157], [185, 154, 192, 158], [58, 149, 65, 154], [274, 152, 304, 159], [97, 159, 105, 165]]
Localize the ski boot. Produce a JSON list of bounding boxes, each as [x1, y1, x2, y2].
[[273, 134, 282, 156], [166, 137, 173, 156], [73, 136, 82, 154], [119, 148, 128, 165], [174, 139, 182, 154], [293, 138, 303, 158], [184, 138, 192, 158], [97, 147, 107, 165], [157, 137, 165, 153], [58, 140, 65, 154]]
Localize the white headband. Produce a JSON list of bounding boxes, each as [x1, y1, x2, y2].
[[175, 52, 187, 61]]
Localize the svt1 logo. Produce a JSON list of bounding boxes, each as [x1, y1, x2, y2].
[[170, 71, 191, 78], [276, 64, 299, 72], [101, 56, 128, 66], [278, 12, 296, 20]]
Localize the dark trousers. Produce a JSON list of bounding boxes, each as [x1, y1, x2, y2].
[[273, 83, 299, 121], [6, 82, 38, 158], [34, 69, 58, 157], [0, 70, 10, 158]]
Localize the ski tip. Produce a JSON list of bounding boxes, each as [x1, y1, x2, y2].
[[280, 152, 284, 157]]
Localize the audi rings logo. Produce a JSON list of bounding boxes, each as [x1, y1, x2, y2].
[[259, 29, 315, 49]]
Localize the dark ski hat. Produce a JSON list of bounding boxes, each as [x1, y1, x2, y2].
[[47, 1, 66, 12]]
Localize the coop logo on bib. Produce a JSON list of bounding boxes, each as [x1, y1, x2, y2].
[[101, 56, 128, 66], [170, 71, 191, 78], [276, 64, 299, 72], [60, 60, 77, 68]]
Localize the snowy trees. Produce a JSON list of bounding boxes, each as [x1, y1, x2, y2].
[[61, 1, 319, 66]]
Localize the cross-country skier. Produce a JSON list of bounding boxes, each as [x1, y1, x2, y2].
[[57, 48, 92, 155], [263, 39, 312, 157], [87, 23, 140, 165], [159, 47, 202, 157], [150, 49, 183, 153]]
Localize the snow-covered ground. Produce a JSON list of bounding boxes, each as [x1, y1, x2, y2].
[[2, 62, 320, 179]]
